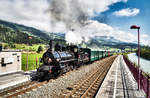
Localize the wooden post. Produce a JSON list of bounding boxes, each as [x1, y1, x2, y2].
[[36, 57, 38, 69], [26, 51, 28, 71]]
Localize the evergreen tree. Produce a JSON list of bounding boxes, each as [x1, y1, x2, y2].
[[37, 46, 43, 53]]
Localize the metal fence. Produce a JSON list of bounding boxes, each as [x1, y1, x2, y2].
[[123, 56, 150, 98]]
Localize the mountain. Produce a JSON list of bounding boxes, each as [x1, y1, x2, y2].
[[0, 19, 137, 49], [87, 36, 137, 49], [0, 19, 50, 41], [0, 20, 65, 44]]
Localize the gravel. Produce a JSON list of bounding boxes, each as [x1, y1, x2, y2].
[[20, 57, 112, 98]]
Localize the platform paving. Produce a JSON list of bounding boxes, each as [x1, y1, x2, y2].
[[96, 55, 146, 98], [0, 70, 36, 91]]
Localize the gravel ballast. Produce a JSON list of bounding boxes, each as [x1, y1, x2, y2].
[[20, 57, 114, 98]]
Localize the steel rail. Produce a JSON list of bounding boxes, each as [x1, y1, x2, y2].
[[6, 81, 48, 98], [0, 81, 48, 98], [81, 63, 112, 98], [64, 56, 116, 98]]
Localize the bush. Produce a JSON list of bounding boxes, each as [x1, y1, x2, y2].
[[0, 43, 2, 47], [4, 44, 9, 49], [8, 42, 16, 48], [136, 48, 150, 60], [37, 46, 43, 53]]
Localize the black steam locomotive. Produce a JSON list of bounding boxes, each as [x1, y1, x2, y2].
[[35, 40, 113, 80], [35, 40, 89, 80]]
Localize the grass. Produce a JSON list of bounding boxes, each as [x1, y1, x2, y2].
[[15, 44, 46, 51], [22, 53, 43, 71], [1, 42, 46, 51]]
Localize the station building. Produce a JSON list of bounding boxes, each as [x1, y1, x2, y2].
[[0, 49, 22, 75]]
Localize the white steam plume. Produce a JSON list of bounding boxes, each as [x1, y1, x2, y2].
[[49, 0, 128, 44]]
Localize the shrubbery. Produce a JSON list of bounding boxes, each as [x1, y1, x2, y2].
[[136, 47, 150, 60], [37, 46, 43, 53]]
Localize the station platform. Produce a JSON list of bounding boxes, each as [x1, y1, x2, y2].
[[0, 70, 36, 91], [96, 55, 146, 98]]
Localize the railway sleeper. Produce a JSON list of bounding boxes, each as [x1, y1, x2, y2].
[[80, 86, 87, 89], [91, 88, 98, 92], [77, 89, 86, 93], [89, 89, 96, 94], [71, 94, 80, 98], [76, 90, 84, 94], [86, 93, 94, 98]]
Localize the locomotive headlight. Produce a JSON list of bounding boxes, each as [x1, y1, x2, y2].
[[48, 58, 52, 63], [56, 58, 60, 61]]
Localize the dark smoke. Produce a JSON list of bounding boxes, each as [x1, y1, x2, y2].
[[49, 0, 88, 30]]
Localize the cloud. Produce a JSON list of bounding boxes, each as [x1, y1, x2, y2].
[[0, 0, 127, 32], [65, 20, 150, 45], [49, 0, 127, 32], [1, 0, 149, 46], [113, 8, 140, 16], [0, 0, 51, 31]]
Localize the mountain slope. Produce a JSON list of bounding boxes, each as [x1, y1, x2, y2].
[[0, 19, 50, 41], [87, 36, 137, 49], [0, 19, 137, 49], [0, 25, 44, 44]]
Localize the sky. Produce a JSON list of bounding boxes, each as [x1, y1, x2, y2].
[[0, 0, 150, 45]]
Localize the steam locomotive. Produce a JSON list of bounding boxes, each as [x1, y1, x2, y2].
[[35, 40, 113, 80]]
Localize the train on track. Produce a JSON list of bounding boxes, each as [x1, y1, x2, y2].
[[35, 40, 114, 80]]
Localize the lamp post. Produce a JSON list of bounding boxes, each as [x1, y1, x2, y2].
[[130, 25, 140, 90]]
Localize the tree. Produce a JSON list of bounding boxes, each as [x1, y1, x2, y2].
[[37, 46, 43, 53], [8, 42, 16, 48]]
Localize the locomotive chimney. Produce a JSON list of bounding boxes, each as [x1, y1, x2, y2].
[[49, 40, 55, 52]]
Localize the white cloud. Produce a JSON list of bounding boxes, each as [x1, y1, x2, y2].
[[49, 0, 127, 32], [0, 0, 127, 32], [65, 20, 150, 45], [1, 0, 149, 46], [0, 0, 51, 31], [113, 8, 140, 16]]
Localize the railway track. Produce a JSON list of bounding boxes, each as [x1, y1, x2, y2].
[[0, 80, 48, 98], [62, 56, 116, 98], [0, 56, 116, 98]]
